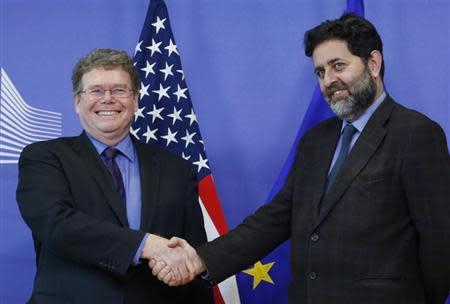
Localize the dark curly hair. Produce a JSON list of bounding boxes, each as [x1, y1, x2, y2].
[[304, 13, 384, 79]]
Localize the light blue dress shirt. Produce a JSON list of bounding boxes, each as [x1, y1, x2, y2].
[[328, 91, 386, 174], [86, 133, 147, 264]]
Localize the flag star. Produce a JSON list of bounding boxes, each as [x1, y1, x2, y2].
[[243, 261, 275, 289], [147, 104, 164, 123], [159, 62, 174, 81], [167, 106, 183, 125], [142, 126, 158, 143], [182, 152, 191, 161], [134, 106, 145, 122], [134, 40, 143, 55], [177, 69, 185, 80], [161, 128, 178, 146], [152, 84, 170, 101], [173, 84, 188, 102], [193, 154, 209, 173], [181, 130, 196, 148], [139, 82, 150, 100], [129, 127, 141, 140], [146, 39, 162, 56], [140, 60, 156, 78], [152, 16, 166, 34], [165, 39, 179, 57], [185, 109, 197, 126]]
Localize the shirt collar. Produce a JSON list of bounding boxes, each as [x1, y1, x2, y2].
[[342, 91, 386, 133], [86, 133, 135, 162]]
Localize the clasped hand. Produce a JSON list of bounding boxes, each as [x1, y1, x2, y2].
[[141, 234, 205, 286]]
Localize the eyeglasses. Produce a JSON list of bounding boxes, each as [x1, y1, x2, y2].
[[80, 87, 135, 99]]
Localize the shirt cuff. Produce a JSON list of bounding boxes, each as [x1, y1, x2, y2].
[[200, 270, 214, 286], [133, 233, 149, 266]]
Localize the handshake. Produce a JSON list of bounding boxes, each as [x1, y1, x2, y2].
[[141, 234, 207, 286]]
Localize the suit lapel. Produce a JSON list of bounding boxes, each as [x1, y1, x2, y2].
[[314, 97, 395, 228], [135, 142, 160, 231], [72, 132, 129, 227]]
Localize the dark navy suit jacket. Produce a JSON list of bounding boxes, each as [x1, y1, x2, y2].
[[17, 132, 213, 304]]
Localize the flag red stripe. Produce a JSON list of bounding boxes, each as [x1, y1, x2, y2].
[[198, 175, 229, 235], [212, 286, 225, 304]]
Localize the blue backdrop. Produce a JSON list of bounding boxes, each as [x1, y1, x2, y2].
[[1, 1, 449, 303]]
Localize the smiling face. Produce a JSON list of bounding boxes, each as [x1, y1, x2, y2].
[[312, 39, 382, 122], [74, 67, 138, 145]]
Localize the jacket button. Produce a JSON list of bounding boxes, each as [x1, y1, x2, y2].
[[310, 272, 317, 280], [310, 233, 319, 242]]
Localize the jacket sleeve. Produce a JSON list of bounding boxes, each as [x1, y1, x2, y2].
[[16, 142, 146, 276], [401, 118, 450, 304], [195, 137, 306, 285]]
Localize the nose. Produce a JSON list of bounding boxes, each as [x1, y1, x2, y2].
[[322, 69, 338, 88], [100, 90, 113, 103]]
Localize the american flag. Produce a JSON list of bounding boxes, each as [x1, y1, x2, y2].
[[131, 1, 240, 303]]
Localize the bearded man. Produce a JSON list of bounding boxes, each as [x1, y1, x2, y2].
[[150, 13, 450, 304]]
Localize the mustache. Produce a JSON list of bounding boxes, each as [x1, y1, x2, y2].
[[325, 81, 347, 97]]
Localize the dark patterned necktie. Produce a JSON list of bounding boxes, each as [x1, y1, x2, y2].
[[324, 124, 358, 194], [103, 147, 126, 204]]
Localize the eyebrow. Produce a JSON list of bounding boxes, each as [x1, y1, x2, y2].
[[326, 58, 341, 66], [314, 58, 344, 73]]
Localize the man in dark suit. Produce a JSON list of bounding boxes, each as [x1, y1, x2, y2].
[[151, 13, 450, 304], [16, 48, 213, 304]]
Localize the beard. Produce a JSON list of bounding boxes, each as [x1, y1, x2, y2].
[[324, 66, 377, 122]]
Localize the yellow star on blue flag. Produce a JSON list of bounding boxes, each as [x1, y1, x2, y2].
[[242, 261, 275, 289]]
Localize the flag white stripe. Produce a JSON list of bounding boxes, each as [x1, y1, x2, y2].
[[199, 197, 241, 304]]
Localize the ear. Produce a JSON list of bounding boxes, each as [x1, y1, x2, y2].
[[133, 93, 139, 111], [74, 93, 81, 114], [367, 50, 383, 78]]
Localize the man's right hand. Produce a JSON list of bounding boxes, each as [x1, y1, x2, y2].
[[141, 234, 197, 285], [146, 236, 207, 286]]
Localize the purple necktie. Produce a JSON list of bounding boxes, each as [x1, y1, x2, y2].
[[103, 147, 126, 204]]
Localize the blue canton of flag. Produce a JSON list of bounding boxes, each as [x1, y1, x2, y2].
[[131, 1, 240, 303], [131, 4, 208, 178]]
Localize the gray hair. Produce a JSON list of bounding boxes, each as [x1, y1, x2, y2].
[[72, 48, 140, 94]]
